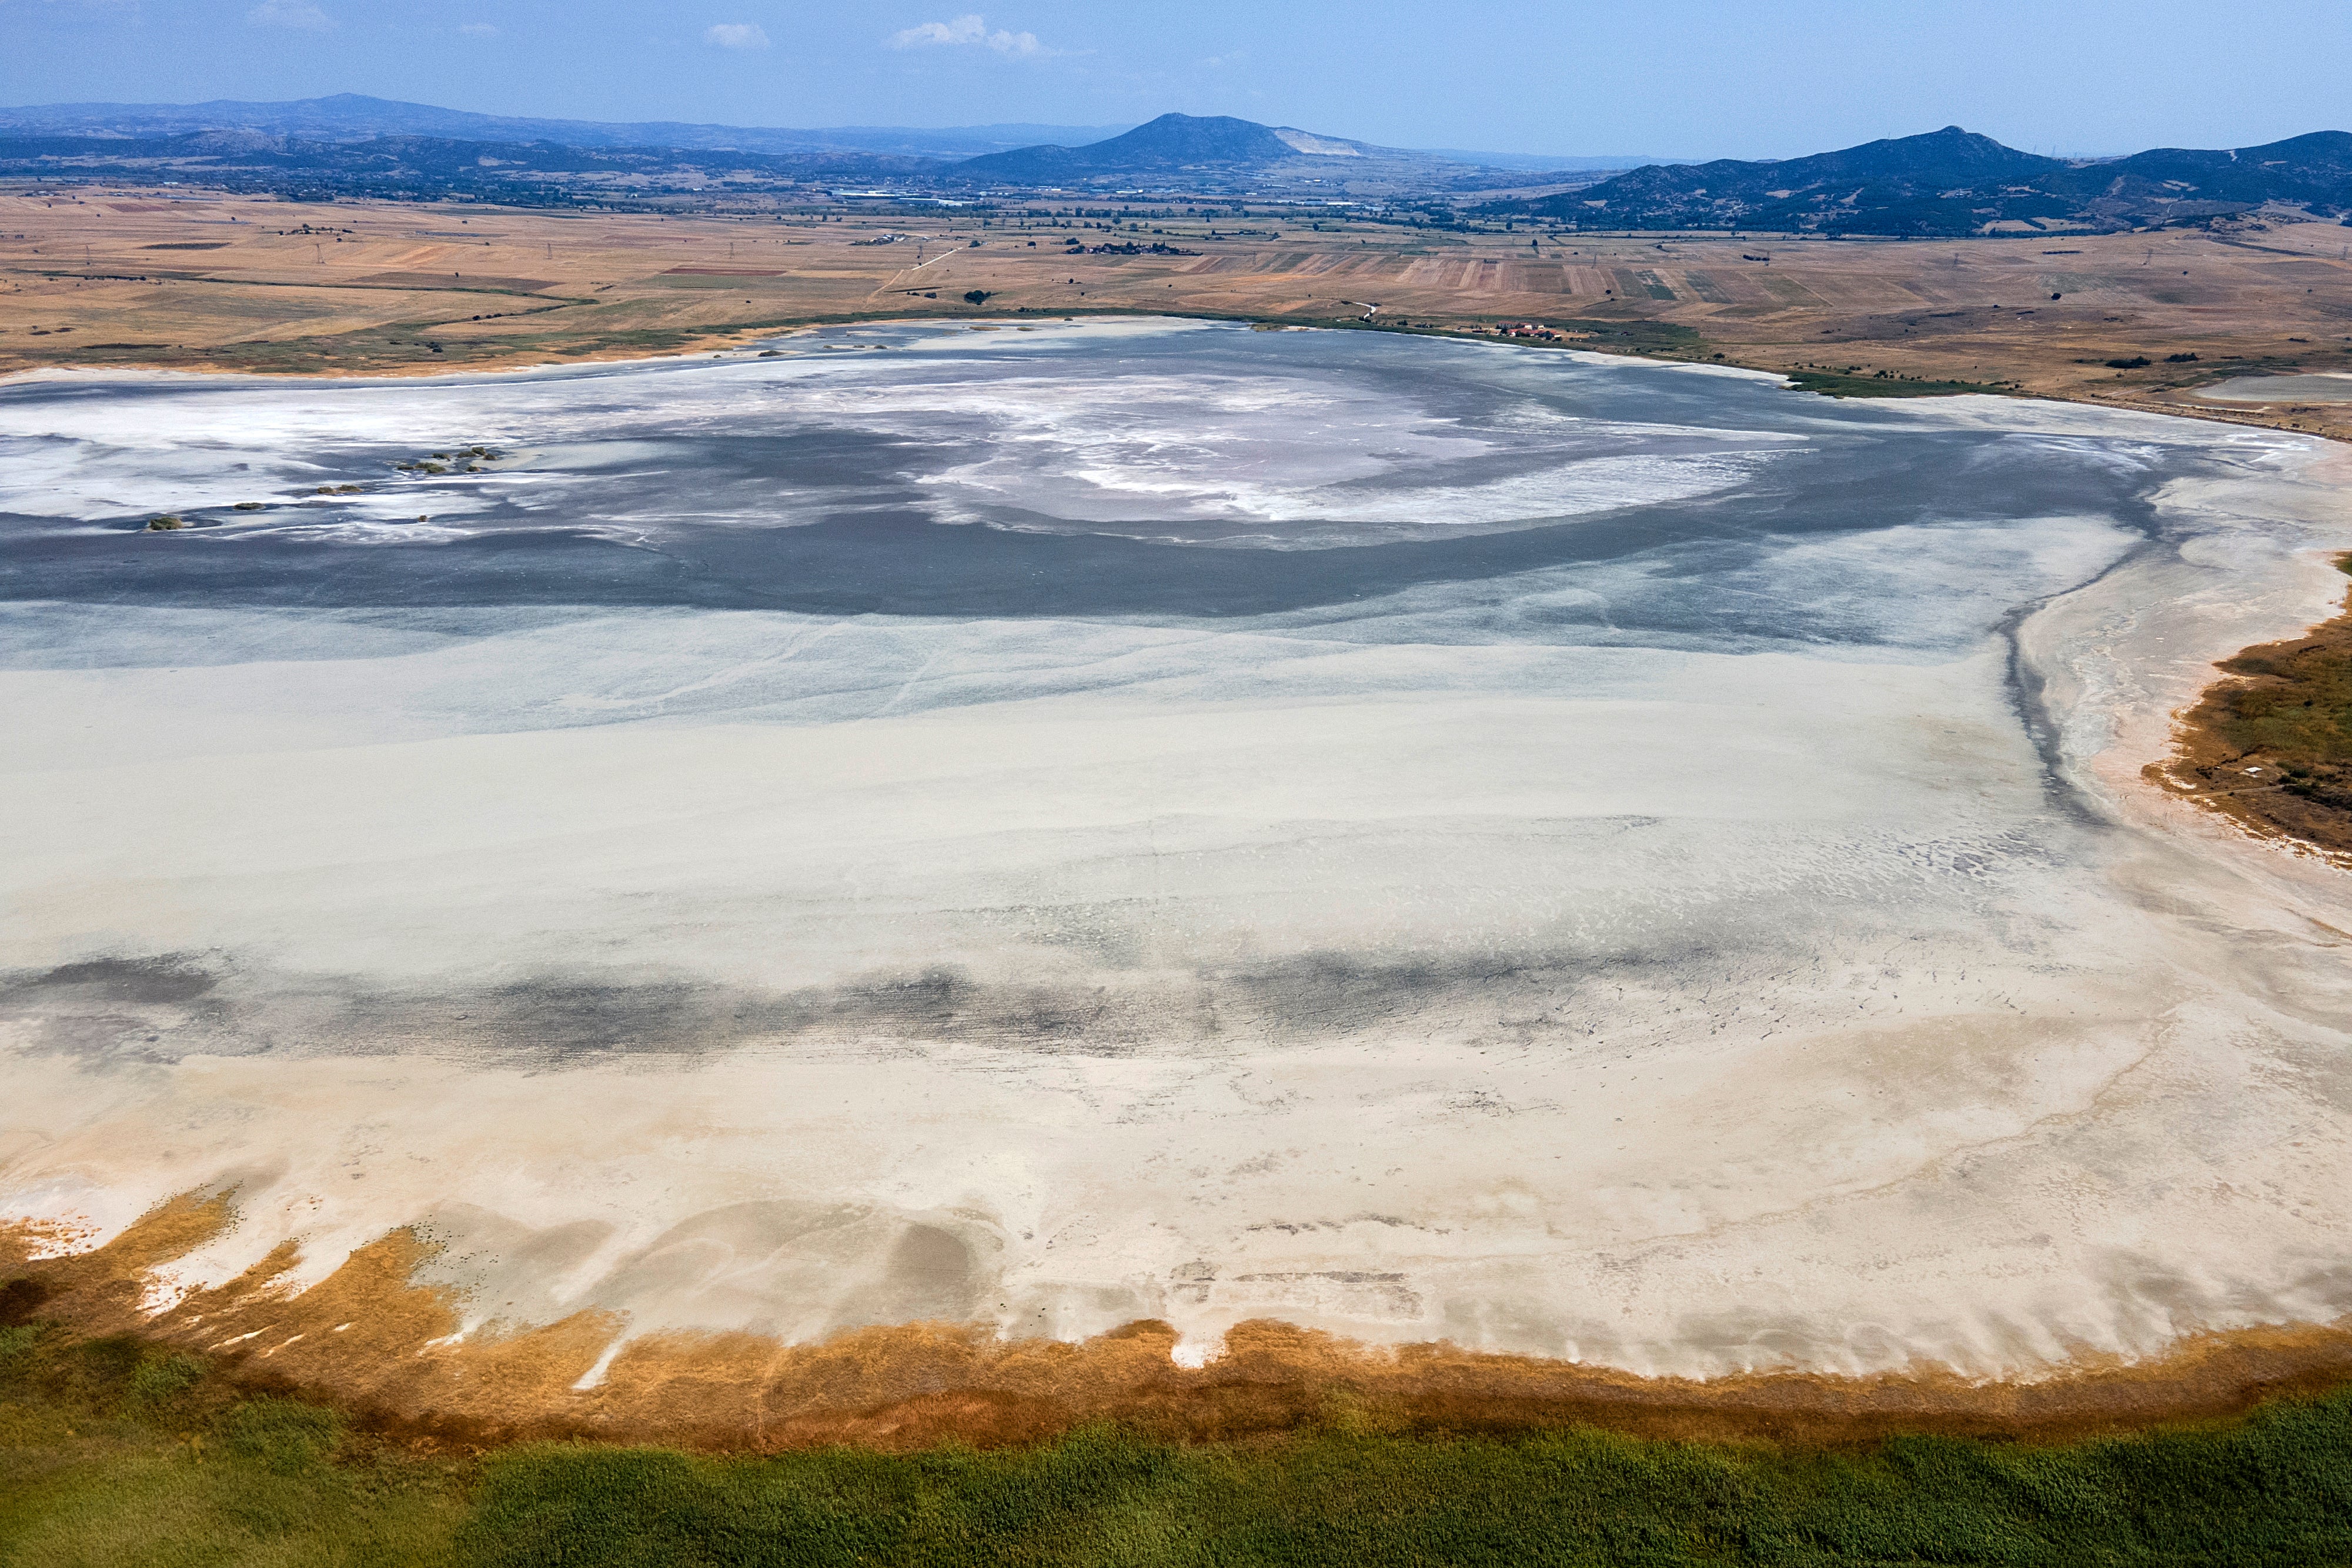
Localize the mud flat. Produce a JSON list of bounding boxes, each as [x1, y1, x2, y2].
[[4, 321, 2351, 1442]]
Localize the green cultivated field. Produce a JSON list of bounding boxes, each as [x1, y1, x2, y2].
[[4, 1323, 2351, 1566], [1784, 370, 2016, 399]]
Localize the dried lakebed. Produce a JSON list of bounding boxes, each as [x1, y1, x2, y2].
[[3, 317, 2350, 1436]]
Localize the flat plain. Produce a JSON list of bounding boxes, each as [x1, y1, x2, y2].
[[4, 185, 2350, 442]]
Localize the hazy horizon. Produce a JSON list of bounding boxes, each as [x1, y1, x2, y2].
[[1, 0, 2343, 164], [5, 90, 2343, 173]]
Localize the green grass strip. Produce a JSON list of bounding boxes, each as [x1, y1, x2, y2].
[[7, 1316, 2352, 1564]]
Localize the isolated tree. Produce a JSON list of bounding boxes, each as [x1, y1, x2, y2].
[[964, 289, 991, 305]]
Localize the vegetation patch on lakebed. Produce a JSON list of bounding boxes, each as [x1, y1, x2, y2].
[[2157, 554, 2352, 856], [1786, 369, 2018, 399]]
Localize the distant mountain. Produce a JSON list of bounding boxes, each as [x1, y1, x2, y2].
[[0, 93, 1130, 161], [0, 96, 1652, 196], [1488, 125, 2352, 234], [1499, 127, 2066, 232], [0, 103, 1553, 202], [2070, 132, 2352, 220], [15, 96, 2341, 226], [955, 112, 1462, 188]]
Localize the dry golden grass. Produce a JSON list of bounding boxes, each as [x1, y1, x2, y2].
[[3, 185, 2349, 446]]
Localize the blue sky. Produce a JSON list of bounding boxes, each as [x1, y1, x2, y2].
[[2, 0, 2343, 158]]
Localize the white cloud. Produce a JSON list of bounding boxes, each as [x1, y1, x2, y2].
[[459, 21, 497, 36], [889, 14, 1041, 56], [704, 21, 769, 49], [246, 0, 330, 28]]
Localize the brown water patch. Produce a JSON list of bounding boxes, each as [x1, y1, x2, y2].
[[2153, 553, 2352, 860], [9, 1196, 2352, 1453]]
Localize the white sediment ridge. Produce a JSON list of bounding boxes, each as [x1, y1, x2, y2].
[[4, 325, 2350, 1383]]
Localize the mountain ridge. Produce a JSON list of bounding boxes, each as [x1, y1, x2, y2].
[[1490, 125, 2352, 233], [0, 93, 1135, 162], [959, 113, 1301, 179], [948, 112, 1562, 194], [2, 100, 2346, 227], [0, 99, 1608, 190]]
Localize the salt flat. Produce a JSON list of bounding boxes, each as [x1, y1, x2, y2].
[[4, 319, 2348, 1386], [2196, 372, 2352, 403]]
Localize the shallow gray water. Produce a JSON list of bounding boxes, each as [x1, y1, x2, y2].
[[3, 316, 2191, 634]]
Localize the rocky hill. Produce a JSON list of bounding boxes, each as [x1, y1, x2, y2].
[[1491, 126, 2352, 234], [954, 112, 1492, 192]]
